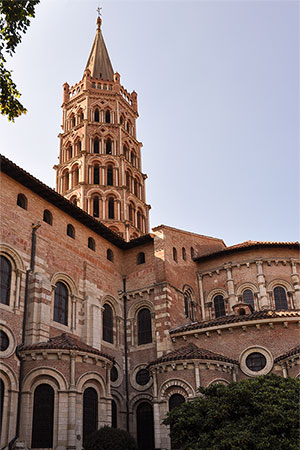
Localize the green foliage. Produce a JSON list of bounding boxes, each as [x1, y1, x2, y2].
[[0, 0, 40, 121], [84, 426, 138, 450], [164, 375, 300, 450]]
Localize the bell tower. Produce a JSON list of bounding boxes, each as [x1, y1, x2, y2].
[[54, 16, 150, 241]]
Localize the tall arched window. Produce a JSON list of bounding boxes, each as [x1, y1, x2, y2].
[[129, 203, 134, 223], [107, 249, 114, 262], [182, 247, 186, 261], [126, 171, 130, 189], [242, 289, 255, 310], [54, 282, 68, 325], [111, 399, 117, 428], [67, 224, 75, 239], [108, 197, 114, 219], [105, 110, 111, 123], [137, 308, 152, 345], [214, 295, 225, 318], [134, 179, 138, 196], [94, 108, 99, 122], [66, 145, 73, 160], [88, 237, 95, 251], [137, 211, 142, 230], [73, 166, 79, 186], [136, 402, 154, 450], [93, 165, 100, 184], [103, 303, 113, 343], [31, 384, 54, 448], [169, 394, 185, 450], [93, 196, 100, 218], [43, 209, 53, 225], [106, 138, 112, 155], [63, 171, 69, 192], [173, 247, 177, 262], [274, 286, 288, 310], [107, 165, 113, 186], [83, 387, 98, 444], [17, 193, 27, 210], [93, 138, 99, 154], [0, 255, 11, 305], [184, 295, 189, 318]]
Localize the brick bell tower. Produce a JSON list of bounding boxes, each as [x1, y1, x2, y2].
[[54, 16, 150, 241]]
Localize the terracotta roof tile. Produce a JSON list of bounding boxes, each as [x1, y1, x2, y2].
[[170, 310, 300, 334], [19, 333, 114, 361], [149, 343, 237, 366], [274, 345, 300, 362]]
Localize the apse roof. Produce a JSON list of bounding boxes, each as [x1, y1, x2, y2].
[[274, 344, 300, 362], [85, 17, 114, 81]]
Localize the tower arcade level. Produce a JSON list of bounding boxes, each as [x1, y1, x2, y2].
[[54, 17, 150, 241]]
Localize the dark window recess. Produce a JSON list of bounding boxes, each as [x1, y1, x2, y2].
[[93, 197, 100, 218], [88, 237, 95, 251], [169, 394, 185, 450], [0, 255, 11, 305], [137, 211, 142, 230], [184, 295, 189, 318], [136, 402, 154, 450], [106, 138, 112, 155], [246, 352, 267, 372], [190, 247, 194, 258], [94, 166, 100, 184], [108, 198, 114, 219], [110, 366, 118, 382], [136, 369, 150, 386], [83, 387, 98, 444], [53, 282, 68, 325], [137, 252, 145, 265], [105, 110, 111, 123], [0, 378, 4, 434], [17, 193, 27, 209], [103, 303, 113, 343], [214, 295, 225, 318], [182, 247, 186, 261], [31, 384, 54, 448], [274, 286, 288, 310], [0, 330, 9, 352], [93, 138, 99, 153], [107, 166, 113, 185], [107, 249, 114, 262], [137, 308, 152, 345], [94, 109, 99, 122], [173, 247, 177, 262], [242, 289, 255, 310], [43, 209, 53, 225], [67, 224, 75, 239], [111, 400, 117, 428]]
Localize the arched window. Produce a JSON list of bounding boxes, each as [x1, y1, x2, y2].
[[137, 211, 142, 230], [43, 209, 53, 225], [136, 403, 154, 450], [106, 138, 112, 155], [63, 170, 69, 191], [73, 166, 79, 186], [108, 197, 114, 219], [107, 249, 114, 262], [103, 303, 113, 343], [66, 145, 73, 160], [182, 247, 186, 261], [126, 171, 130, 189], [93, 196, 100, 218], [134, 179, 138, 196], [0, 255, 11, 305], [137, 252, 145, 265], [129, 203, 134, 223], [93, 165, 100, 184], [83, 387, 98, 444], [173, 247, 177, 262], [123, 145, 128, 159], [71, 115, 76, 127], [94, 108, 99, 122], [54, 281, 68, 325], [105, 110, 111, 123], [137, 308, 152, 345], [67, 224, 75, 239], [184, 294, 189, 318], [107, 165, 113, 186], [31, 384, 54, 448], [70, 196, 77, 206], [17, 193, 27, 210], [120, 115, 124, 125], [184, 291, 194, 320], [242, 289, 255, 310], [75, 140, 81, 155], [169, 393, 185, 411], [274, 286, 288, 310], [93, 138, 99, 154], [111, 399, 117, 428], [88, 237, 95, 251], [214, 295, 225, 318], [131, 151, 135, 166]]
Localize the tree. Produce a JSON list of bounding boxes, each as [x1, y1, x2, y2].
[[164, 375, 300, 450], [0, 0, 40, 121], [84, 426, 138, 450]]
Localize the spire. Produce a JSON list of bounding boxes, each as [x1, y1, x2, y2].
[[85, 17, 114, 81]]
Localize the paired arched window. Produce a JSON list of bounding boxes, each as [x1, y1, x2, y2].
[[137, 252, 145, 265], [173, 247, 178, 262], [0, 255, 11, 305], [93, 138, 99, 154], [43, 209, 53, 225], [31, 384, 54, 448], [105, 110, 111, 123], [67, 224, 75, 238], [53, 282, 68, 325], [107, 249, 114, 262], [83, 387, 98, 444], [214, 295, 225, 318], [137, 308, 152, 345], [93, 164, 100, 184], [136, 402, 154, 450], [242, 289, 255, 310], [106, 138, 112, 155], [103, 303, 113, 343], [93, 196, 100, 218], [274, 286, 288, 310], [17, 193, 27, 210], [88, 237, 95, 251], [94, 108, 99, 122], [108, 197, 115, 219], [107, 165, 113, 186]]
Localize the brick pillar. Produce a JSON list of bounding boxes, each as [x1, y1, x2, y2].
[[224, 264, 237, 310], [290, 259, 300, 308]]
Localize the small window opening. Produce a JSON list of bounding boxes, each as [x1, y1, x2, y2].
[[67, 224, 75, 239], [107, 249, 114, 262], [43, 210, 52, 225], [108, 197, 114, 219], [93, 138, 99, 154], [88, 237, 95, 251], [173, 247, 177, 262], [182, 247, 186, 261], [93, 197, 100, 218], [137, 252, 145, 265], [106, 138, 112, 155], [94, 108, 99, 122], [94, 165, 100, 184], [105, 110, 111, 123], [107, 166, 113, 186], [17, 194, 27, 210]]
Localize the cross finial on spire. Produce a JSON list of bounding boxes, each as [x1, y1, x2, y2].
[[96, 5, 102, 29], [96, 6, 102, 17]]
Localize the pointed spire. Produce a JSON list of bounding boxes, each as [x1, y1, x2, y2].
[[85, 17, 114, 81]]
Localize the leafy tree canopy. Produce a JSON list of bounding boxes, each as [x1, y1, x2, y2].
[[84, 426, 138, 450], [164, 375, 300, 450], [0, 0, 40, 121]]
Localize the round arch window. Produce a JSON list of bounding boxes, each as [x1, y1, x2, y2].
[[110, 366, 118, 383], [0, 330, 9, 352], [246, 352, 267, 372], [136, 369, 150, 386]]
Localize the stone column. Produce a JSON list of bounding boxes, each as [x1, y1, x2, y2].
[[256, 260, 269, 308], [290, 259, 300, 308], [194, 362, 201, 392], [196, 273, 205, 320], [224, 264, 237, 310], [67, 355, 77, 449]]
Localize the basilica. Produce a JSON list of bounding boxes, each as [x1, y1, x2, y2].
[[0, 16, 299, 450]]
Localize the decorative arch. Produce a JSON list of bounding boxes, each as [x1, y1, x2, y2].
[[207, 378, 230, 386], [76, 372, 107, 397], [236, 282, 259, 296], [159, 378, 195, 401], [101, 295, 122, 319], [129, 393, 153, 409], [0, 243, 24, 271], [22, 367, 68, 392], [50, 272, 77, 297], [267, 279, 293, 293], [207, 288, 228, 303], [0, 362, 18, 392], [127, 299, 154, 320]]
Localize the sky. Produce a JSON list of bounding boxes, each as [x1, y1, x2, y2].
[[1, 0, 299, 246]]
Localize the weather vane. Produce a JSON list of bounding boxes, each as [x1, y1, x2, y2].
[[97, 6, 102, 17]]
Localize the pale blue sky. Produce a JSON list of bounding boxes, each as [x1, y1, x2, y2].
[[1, 0, 299, 246]]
